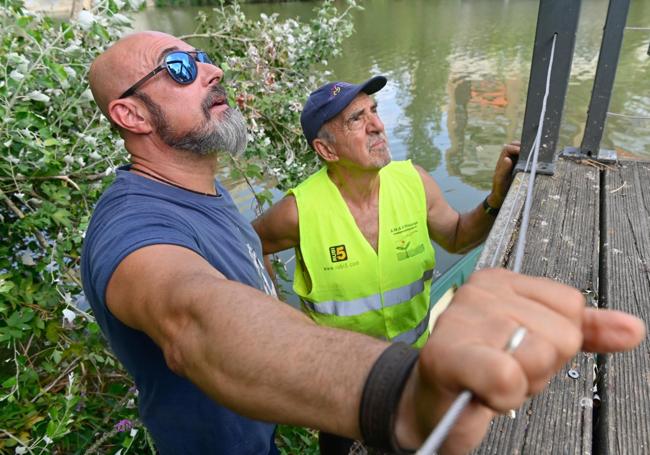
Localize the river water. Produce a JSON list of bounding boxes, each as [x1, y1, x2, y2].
[[131, 0, 650, 285]]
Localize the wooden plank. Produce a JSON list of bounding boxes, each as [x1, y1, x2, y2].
[[476, 171, 528, 270], [473, 159, 599, 454], [598, 161, 650, 454]]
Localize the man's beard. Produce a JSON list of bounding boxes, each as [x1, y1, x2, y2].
[[137, 86, 248, 157], [367, 133, 392, 168]]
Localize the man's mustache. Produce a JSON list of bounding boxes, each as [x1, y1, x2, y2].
[[202, 85, 229, 114]]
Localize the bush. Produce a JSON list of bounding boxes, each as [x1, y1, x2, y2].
[[0, 0, 358, 452]]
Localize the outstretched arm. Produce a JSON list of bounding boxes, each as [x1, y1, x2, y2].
[[252, 194, 300, 254], [419, 142, 520, 253], [106, 246, 645, 452], [106, 244, 386, 437]]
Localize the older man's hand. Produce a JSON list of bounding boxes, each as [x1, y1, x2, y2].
[[395, 268, 645, 454], [488, 141, 520, 208]]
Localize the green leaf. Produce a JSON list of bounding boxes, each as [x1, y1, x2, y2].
[[0, 280, 15, 294], [43, 138, 59, 147], [2, 376, 17, 389], [52, 209, 72, 227]]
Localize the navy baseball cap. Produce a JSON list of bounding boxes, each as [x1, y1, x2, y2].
[[300, 75, 387, 147]]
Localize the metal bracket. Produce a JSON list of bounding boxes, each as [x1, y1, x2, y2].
[[561, 146, 617, 163]]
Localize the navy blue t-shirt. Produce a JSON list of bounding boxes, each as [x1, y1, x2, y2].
[[81, 166, 277, 455]]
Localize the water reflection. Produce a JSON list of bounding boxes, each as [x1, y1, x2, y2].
[[132, 0, 650, 276]]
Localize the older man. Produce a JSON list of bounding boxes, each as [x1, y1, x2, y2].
[[252, 76, 519, 453], [253, 76, 518, 347], [81, 31, 644, 455]]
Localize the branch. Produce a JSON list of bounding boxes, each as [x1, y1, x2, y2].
[[178, 33, 262, 44], [0, 188, 48, 250], [0, 172, 109, 183]]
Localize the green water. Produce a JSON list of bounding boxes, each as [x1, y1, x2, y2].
[[131, 0, 650, 279]]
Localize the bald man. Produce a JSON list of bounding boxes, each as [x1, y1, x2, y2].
[[81, 32, 645, 455]]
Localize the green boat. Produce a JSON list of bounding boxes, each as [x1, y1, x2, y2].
[[428, 246, 482, 330]]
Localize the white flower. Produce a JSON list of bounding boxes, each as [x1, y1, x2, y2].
[[130, 428, 138, 438], [83, 135, 98, 147], [27, 91, 50, 103], [15, 447, 27, 454], [111, 13, 130, 26], [80, 89, 93, 101], [43, 436, 53, 444], [64, 155, 74, 165], [128, 0, 144, 9], [62, 309, 76, 325], [9, 70, 24, 82], [76, 10, 96, 30], [64, 44, 81, 54], [19, 252, 34, 266], [64, 66, 77, 78], [89, 151, 101, 160], [7, 155, 19, 164]]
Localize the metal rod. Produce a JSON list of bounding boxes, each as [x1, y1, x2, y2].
[[515, 0, 581, 175], [579, 0, 631, 157], [415, 328, 528, 455], [514, 33, 558, 273]]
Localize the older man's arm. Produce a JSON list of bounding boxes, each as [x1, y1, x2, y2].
[[416, 142, 520, 253], [252, 194, 300, 254]]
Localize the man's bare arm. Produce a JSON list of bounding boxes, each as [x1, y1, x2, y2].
[[417, 142, 520, 253], [106, 244, 386, 437], [105, 247, 645, 452], [252, 195, 300, 254]]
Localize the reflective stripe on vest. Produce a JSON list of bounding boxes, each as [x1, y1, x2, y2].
[[302, 268, 434, 317], [392, 303, 432, 345]]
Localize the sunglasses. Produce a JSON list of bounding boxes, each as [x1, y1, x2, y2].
[[118, 50, 215, 99]]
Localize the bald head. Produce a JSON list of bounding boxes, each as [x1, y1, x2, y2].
[[89, 31, 180, 120]]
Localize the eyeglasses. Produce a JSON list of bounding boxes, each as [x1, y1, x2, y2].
[[118, 50, 214, 99]]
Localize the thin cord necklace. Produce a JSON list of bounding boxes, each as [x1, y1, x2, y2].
[[131, 166, 220, 197]]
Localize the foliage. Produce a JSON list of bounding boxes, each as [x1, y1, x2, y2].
[[0, 0, 358, 453], [190, 0, 359, 194], [275, 425, 319, 455]]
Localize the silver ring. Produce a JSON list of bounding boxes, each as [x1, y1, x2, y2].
[[504, 326, 527, 353]]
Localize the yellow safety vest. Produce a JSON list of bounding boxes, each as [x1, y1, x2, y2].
[[289, 160, 436, 347]]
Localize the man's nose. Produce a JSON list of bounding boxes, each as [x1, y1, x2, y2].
[[202, 63, 224, 86], [367, 113, 384, 133]]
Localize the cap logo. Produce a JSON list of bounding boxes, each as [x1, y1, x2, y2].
[[331, 85, 341, 97]]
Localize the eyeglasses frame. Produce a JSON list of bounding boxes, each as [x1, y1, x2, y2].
[[118, 50, 213, 100]]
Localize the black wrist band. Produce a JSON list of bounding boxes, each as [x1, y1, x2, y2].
[[482, 196, 500, 216], [359, 342, 420, 454]]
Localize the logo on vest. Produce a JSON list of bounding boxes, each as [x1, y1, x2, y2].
[[329, 245, 348, 262], [396, 239, 425, 261]]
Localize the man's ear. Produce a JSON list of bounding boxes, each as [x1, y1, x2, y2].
[[313, 138, 339, 163], [107, 99, 153, 134]]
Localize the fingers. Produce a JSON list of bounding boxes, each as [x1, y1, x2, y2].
[[582, 308, 646, 352], [491, 142, 521, 202]]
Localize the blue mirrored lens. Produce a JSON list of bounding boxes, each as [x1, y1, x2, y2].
[[196, 52, 213, 65], [165, 52, 197, 84]]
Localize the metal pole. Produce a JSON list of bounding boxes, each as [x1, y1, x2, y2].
[[579, 0, 631, 158], [515, 0, 582, 175]]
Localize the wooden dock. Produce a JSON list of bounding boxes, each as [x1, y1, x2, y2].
[[473, 157, 650, 454]]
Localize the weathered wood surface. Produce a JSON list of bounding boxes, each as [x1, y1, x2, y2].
[[474, 159, 600, 454], [598, 161, 650, 454]]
